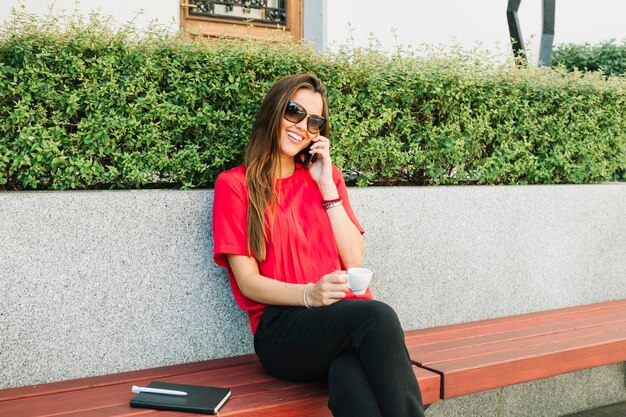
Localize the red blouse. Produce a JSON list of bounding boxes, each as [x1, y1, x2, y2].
[[213, 164, 371, 334]]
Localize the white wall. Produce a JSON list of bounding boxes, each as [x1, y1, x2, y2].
[[326, 0, 626, 64], [0, 0, 180, 33], [1, 1, 625, 64]]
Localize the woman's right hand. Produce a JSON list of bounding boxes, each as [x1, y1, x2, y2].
[[307, 271, 349, 307]]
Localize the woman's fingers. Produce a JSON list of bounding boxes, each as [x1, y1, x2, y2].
[[309, 135, 330, 152], [310, 271, 348, 306], [323, 271, 347, 283], [319, 281, 348, 293], [319, 293, 347, 306], [307, 135, 334, 185], [311, 134, 328, 143], [319, 272, 348, 293]]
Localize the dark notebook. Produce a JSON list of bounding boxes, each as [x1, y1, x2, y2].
[[129, 381, 232, 415]]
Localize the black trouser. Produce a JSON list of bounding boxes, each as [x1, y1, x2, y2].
[[253, 300, 425, 417]]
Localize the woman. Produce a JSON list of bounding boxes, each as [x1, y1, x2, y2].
[[213, 73, 425, 417]]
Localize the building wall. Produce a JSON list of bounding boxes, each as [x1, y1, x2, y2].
[[1, 1, 624, 64], [326, 0, 626, 65], [0, 0, 180, 33]]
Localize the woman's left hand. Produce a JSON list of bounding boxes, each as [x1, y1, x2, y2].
[[308, 135, 333, 186]]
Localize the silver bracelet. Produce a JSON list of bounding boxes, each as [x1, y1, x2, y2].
[[303, 283, 313, 309]]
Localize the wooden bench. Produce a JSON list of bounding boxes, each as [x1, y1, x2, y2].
[[405, 299, 626, 399], [0, 345, 440, 417], [2, 299, 625, 416]]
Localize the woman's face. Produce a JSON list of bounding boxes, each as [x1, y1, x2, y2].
[[279, 88, 324, 162]]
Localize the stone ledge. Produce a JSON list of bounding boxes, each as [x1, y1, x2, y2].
[[1, 184, 625, 389]]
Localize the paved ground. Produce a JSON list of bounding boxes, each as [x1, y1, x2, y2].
[[562, 401, 626, 417]]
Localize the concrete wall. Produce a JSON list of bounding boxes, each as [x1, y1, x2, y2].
[[1, 184, 625, 414], [426, 363, 626, 417]]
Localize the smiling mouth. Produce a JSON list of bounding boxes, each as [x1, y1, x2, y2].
[[287, 131, 304, 143]]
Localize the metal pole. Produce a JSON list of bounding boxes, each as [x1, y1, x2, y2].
[[539, 0, 555, 66], [507, 0, 525, 65]]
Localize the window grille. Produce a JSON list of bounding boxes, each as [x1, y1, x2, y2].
[[189, 1, 287, 26]]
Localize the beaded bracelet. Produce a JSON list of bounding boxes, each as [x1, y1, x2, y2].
[[321, 197, 341, 205], [321, 198, 343, 210], [303, 282, 313, 309]]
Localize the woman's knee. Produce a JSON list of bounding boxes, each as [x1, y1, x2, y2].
[[340, 300, 403, 339], [362, 300, 402, 328]]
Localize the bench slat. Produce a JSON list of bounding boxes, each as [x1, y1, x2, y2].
[[412, 366, 441, 407], [406, 300, 626, 400], [406, 303, 626, 351], [0, 360, 439, 416], [409, 316, 626, 364], [0, 363, 314, 417], [404, 300, 626, 346], [433, 336, 626, 398], [0, 354, 258, 402]]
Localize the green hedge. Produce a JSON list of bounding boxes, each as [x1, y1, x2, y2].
[[0, 12, 624, 190], [552, 39, 626, 77]]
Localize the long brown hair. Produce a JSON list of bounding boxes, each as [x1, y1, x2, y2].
[[245, 74, 329, 261]]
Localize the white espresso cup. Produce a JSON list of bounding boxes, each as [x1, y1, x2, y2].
[[346, 267, 373, 295]]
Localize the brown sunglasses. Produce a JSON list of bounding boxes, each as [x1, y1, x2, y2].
[[283, 101, 327, 134]]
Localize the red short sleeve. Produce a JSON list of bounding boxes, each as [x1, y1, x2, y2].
[[213, 167, 249, 268], [212, 164, 370, 334], [333, 166, 365, 235]]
